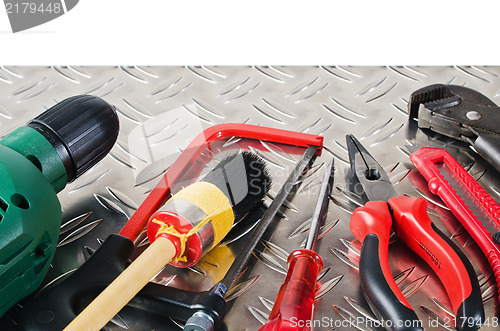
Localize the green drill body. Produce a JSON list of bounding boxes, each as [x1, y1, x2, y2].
[[0, 95, 119, 318], [0, 126, 67, 316]]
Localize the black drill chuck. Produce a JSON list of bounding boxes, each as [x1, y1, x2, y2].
[[27, 95, 119, 182]]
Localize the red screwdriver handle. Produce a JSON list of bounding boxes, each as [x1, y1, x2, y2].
[[258, 249, 323, 331], [350, 201, 423, 331], [389, 196, 484, 331]]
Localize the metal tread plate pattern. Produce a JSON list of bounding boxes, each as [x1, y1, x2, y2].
[[0, 66, 499, 330]]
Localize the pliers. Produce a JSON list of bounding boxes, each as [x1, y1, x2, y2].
[[346, 134, 484, 331]]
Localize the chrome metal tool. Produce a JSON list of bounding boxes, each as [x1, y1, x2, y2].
[[410, 84, 500, 172]]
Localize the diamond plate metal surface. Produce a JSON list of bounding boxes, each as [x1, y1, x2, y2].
[[1, 66, 500, 330]]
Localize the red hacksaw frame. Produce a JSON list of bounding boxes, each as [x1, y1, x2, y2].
[[119, 123, 324, 242]]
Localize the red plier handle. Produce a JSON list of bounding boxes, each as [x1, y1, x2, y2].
[[351, 196, 484, 331]]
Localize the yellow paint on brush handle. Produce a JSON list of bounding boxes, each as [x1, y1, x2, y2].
[[170, 181, 234, 250], [63, 237, 176, 331]]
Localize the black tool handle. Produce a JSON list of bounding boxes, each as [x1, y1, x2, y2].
[[474, 133, 500, 173], [350, 201, 423, 331], [9, 234, 226, 330], [129, 284, 227, 329], [12, 234, 133, 330], [389, 196, 484, 331]]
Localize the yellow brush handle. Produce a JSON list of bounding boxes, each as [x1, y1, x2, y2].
[[63, 237, 176, 331]]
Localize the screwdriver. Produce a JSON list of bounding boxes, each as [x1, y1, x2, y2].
[[259, 158, 334, 331]]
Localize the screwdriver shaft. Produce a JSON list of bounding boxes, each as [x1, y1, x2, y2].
[[305, 159, 335, 251], [259, 157, 335, 331]]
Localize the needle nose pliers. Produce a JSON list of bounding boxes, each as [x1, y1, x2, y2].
[[346, 134, 484, 331]]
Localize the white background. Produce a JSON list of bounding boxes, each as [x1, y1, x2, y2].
[[0, 0, 498, 64]]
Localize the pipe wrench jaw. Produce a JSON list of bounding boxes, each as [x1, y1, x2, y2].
[[409, 84, 460, 120], [409, 84, 500, 142]]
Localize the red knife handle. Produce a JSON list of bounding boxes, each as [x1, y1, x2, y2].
[[410, 147, 500, 301], [350, 201, 423, 331], [389, 196, 484, 331]]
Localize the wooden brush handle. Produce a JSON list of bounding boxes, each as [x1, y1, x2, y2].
[[63, 237, 176, 331]]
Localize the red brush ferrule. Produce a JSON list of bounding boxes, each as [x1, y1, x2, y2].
[[147, 211, 203, 268]]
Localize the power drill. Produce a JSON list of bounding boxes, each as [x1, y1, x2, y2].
[[0, 95, 119, 317]]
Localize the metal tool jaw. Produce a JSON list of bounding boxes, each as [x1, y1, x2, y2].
[[409, 83, 500, 173], [346, 134, 396, 203], [409, 84, 500, 142]]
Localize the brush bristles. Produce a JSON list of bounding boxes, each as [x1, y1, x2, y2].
[[201, 151, 271, 222]]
